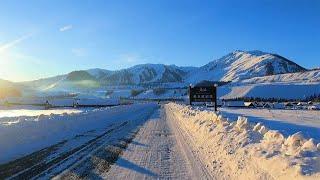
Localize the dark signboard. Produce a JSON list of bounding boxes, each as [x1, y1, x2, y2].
[[189, 86, 216, 103]]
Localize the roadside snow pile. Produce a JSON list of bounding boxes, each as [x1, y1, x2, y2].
[[0, 103, 157, 164], [165, 103, 320, 179]]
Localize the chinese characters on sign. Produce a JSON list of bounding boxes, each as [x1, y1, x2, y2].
[[189, 85, 217, 111]]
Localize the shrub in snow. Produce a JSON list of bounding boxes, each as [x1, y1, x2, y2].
[[216, 115, 229, 126], [263, 130, 285, 144], [253, 123, 262, 132], [301, 138, 317, 152], [282, 132, 305, 156], [253, 122, 268, 134], [235, 116, 249, 131], [258, 126, 268, 135]]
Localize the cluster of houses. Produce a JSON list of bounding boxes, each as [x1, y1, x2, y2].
[[1, 97, 120, 109], [222, 100, 320, 110]]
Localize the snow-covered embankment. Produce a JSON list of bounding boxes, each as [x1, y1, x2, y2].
[[165, 103, 320, 179]]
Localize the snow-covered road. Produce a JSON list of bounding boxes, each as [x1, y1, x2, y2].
[[104, 106, 212, 179]]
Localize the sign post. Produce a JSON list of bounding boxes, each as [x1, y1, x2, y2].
[[214, 83, 218, 112], [189, 83, 218, 112]]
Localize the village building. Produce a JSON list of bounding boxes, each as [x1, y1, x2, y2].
[[244, 102, 255, 108]]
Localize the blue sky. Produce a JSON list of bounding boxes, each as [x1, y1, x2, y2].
[[0, 0, 319, 82]]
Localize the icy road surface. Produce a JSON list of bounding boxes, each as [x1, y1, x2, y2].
[[104, 107, 212, 179]]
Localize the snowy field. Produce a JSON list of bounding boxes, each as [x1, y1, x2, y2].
[[220, 108, 320, 140], [219, 83, 320, 99], [0, 103, 157, 164], [0, 107, 82, 118]]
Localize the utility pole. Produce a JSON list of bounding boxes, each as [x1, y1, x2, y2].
[[188, 84, 192, 105]]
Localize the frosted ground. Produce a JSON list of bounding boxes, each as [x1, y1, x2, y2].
[[220, 108, 320, 140]]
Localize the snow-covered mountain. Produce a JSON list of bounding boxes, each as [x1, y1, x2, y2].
[[239, 69, 320, 84], [19, 50, 311, 91], [99, 64, 192, 85], [185, 50, 306, 83]]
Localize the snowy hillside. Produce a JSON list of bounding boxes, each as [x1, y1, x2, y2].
[[86, 68, 112, 79], [219, 83, 320, 100], [97, 64, 190, 85], [239, 69, 320, 84], [186, 50, 306, 83], [217, 70, 320, 100], [20, 75, 67, 91], [21, 71, 100, 92]]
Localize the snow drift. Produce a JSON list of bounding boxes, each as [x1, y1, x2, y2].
[[165, 103, 320, 179]]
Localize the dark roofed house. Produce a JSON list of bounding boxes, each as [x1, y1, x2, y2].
[[244, 102, 255, 108]]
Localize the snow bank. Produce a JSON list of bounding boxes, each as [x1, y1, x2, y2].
[[165, 103, 320, 179], [0, 103, 157, 163]]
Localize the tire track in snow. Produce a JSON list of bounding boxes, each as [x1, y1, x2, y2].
[[104, 105, 212, 179]]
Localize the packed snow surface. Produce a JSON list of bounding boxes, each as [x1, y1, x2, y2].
[[0, 103, 157, 163], [165, 103, 320, 179], [105, 108, 211, 179]]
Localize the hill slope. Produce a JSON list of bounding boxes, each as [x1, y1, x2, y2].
[[185, 50, 306, 83]]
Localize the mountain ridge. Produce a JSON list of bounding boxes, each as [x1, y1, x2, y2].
[[17, 50, 312, 91]]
